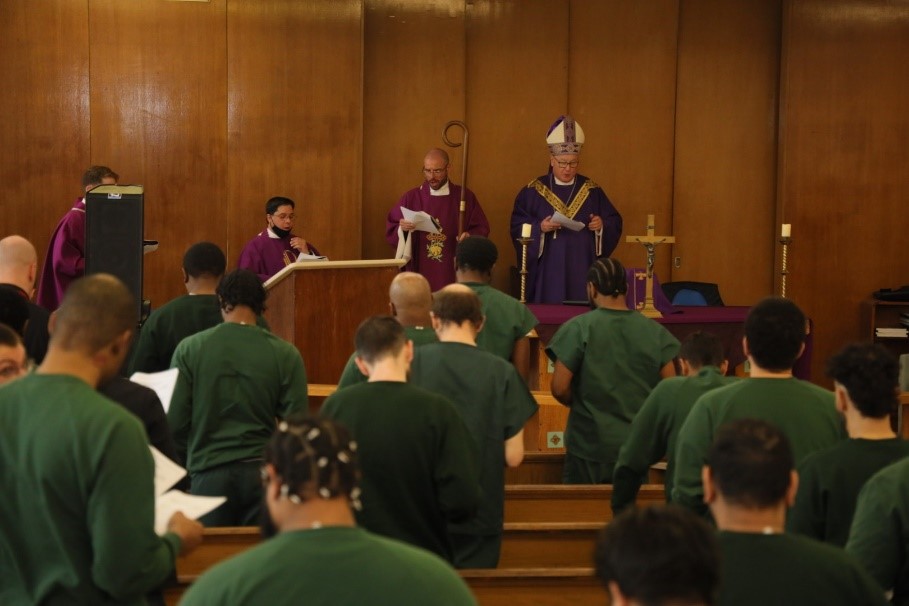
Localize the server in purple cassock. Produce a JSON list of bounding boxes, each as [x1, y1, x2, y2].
[[238, 196, 322, 282], [510, 116, 622, 304], [36, 166, 119, 311], [386, 148, 490, 291]]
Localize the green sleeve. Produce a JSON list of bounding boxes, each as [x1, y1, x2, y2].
[[338, 352, 368, 388], [671, 398, 714, 517], [503, 366, 539, 439], [279, 346, 309, 417], [785, 454, 828, 540], [518, 305, 539, 337], [435, 402, 482, 522], [612, 386, 672, 513], [129, 317, 162, 374], [167, 341, 194, 465], [88, 417, 179, 598], [846, 474, 903, 594], [544, 319, 584, 372], [660, 329, 681, 365]]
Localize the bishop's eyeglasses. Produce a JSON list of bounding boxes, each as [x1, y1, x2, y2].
[[554, 160, 579, 169]]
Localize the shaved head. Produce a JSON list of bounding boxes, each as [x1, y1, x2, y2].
[[424, 148, 450, 166], [52, 274, 136, 353], [0, 235, 37, 270], [389, 272, 432, 317]]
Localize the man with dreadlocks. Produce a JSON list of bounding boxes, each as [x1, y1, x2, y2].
[[546, 257, 679, 484], [181, 416, 478, 606], [168, 269, 309, 526]]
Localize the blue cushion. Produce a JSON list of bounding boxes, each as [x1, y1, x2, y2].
[[672, 289, 708, 306]]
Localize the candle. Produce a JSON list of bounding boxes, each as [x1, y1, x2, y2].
[[521, 223, 532, 238], [781, 224, 791, 238]]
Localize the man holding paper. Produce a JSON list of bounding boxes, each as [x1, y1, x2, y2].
[[238, 196, 324, 282], [510, 116, 623, 304], [0, 274, 203, 605], [386, 148, 490, 291]]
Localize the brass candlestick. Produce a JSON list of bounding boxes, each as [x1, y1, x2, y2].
[[780, 236, 792, 298], [516, 237, 532, 303]]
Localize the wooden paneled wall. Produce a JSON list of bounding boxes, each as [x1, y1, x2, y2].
[[4, 0, 909, 382], [779, 0, 909, 381]]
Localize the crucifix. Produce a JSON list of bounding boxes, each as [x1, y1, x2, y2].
[[625, 214, 675, 318]]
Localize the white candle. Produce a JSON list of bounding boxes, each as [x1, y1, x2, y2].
[[781, 224, 791, 238], [521, 223, 532, 238]]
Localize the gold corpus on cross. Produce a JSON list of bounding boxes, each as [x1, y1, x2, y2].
[[625, 214, 675, 319]]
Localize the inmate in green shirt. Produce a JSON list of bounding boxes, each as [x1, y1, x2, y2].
[[337, 325, 437, 387], [545, 307, 679, 473], [463, 282, 538, 361], [0, 374, 181, 605], [321, 381, 480, 561]]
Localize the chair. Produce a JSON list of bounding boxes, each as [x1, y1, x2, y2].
[[660, 281, 724, 306]]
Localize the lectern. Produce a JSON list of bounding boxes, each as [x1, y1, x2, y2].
[[263, 259, 406, 384]]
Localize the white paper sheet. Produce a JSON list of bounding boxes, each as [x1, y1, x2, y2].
[[551, 211, 586, 232], [155, 491, 226, 535], [296, 252, 328, 262], [401, 207, 441, 234], [130, 368, 179, 413], [150, 446, 187, 497]]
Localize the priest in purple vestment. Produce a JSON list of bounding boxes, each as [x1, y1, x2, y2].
[[238, 196, 322, 282], [37, 166, 119, 311], [386, 148, 490, 291], [510, 116, 622, 304]]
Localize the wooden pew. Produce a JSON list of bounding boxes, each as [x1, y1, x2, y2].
[[504, 484, 664, 524]]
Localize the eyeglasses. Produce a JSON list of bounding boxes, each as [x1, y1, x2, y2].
[[554, 160, 579, 169], [422, 167, 448, 176], [270, 213, 295, 221]]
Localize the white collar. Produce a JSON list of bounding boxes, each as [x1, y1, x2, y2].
[[429, 182, 450, 196], [553, 176, 576, 186], [266, 227, 280, 239]]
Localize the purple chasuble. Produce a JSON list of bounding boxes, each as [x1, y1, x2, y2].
[[237, 229, 321, 282], [510, 173, 622, 304], [386, 182, 490, 291], [37, 198, 87, 311]]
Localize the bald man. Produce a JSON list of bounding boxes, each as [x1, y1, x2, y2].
[[386, 148, 490, 291], [0, 235, 50, 363], [337, 272, 438, 387], [0, 274, 202, 604]]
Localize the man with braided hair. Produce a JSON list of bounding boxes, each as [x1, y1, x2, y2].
[[547, 257, 679, 484], [0, 274, 203, 604], [322, 315, 479, 562], [181, 416, 478, 606], [168, 269, 308, 526]]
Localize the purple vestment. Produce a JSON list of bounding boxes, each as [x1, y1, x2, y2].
[[237, 228, 321, 282], [510, 173, 622, 304], [386, 182, 490, 291], [37, 198, 86, 311]]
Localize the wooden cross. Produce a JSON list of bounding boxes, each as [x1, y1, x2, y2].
[[625, 214, 675, 318]]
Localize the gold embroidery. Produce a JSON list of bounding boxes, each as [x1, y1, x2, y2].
[[529, 179, 598, 220], [426, 222, 446, 262]]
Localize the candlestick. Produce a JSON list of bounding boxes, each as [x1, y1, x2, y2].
[[516, 236, 532, 303], [781, 223, 791, 238], [780, 236, 792, 298]]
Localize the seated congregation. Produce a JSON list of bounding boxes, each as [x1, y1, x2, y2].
[[2, 235, 909, 606]]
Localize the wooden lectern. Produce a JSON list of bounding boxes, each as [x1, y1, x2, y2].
[[263, 259, 406, 384]]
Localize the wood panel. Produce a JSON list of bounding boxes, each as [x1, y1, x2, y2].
[[227, 0, 363, 271], [466, 0, 569, 294], [362, 0, 467, 263], [89, 0, 228, 309], [570, 1, 680, 287], [0, 1, 90, 285], [673, 0, 781, 305], [779, 0, 909, 381]]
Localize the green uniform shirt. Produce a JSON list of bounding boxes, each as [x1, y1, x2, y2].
[[545, 307, 680, 470], [0, 374, 181, 605], [788, 437, 909, 547], [129, 294, 268, 374], [463, 282, 538, 361], [180, 526, 478, 606], [717, 531, 889, 606], [321, 381, 480, 561], [612, 366, 735, 512], [410, 342, 538, 535], [337, 325, 437, 387], [846, 457, 909, 603], [168, 322, 308, 473], [673, 378, 845, 516]]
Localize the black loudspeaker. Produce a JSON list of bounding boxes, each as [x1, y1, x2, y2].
[[85, 185, 144, 318]]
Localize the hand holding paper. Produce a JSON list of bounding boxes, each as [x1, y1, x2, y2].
[[400, 207, 441, 234], [551, 211, 586, 232], [150, 446, 226, 535]]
